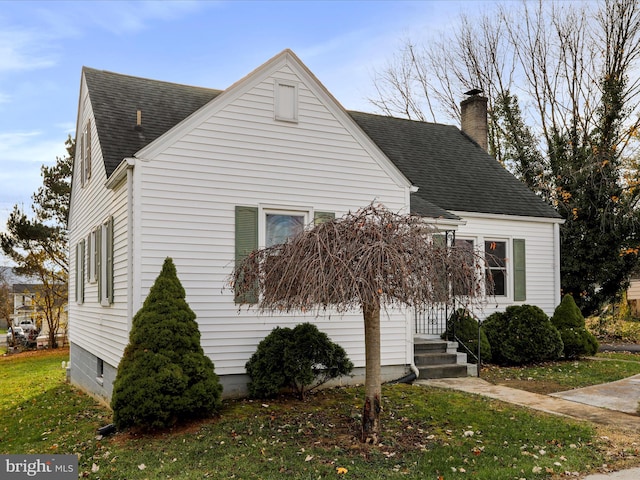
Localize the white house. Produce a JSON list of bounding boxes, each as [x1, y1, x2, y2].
[[68, 49, 562, 404]]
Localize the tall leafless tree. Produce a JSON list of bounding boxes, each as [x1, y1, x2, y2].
[[371, 0, 640, 181], [232, 204, 487, 443], [371, 0, 640, 314]]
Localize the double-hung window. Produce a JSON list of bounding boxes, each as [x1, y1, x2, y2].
[[485, 240, 507, 297], [75, 240, 85, 303], [88, 229, 98, 283], [80, 120, 92, 187], [453, 238, 476, 297], [234, 206, 334, 304], [97, 216, 114, 305], [483, 239, 526, 301]]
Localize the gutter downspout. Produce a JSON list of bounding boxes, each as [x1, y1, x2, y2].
[[553, 222, 562, 307]]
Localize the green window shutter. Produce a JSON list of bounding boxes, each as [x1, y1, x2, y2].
[[432, 234, 446, 248], [513, 238, 526, 301], [81, 240, 85, 303], [106, 216, 114, 304], [75, 243, 79, 303], [314, 211, 335, 225], [96, 225, 102, 302], [86, 120, 92, 180], [235, 206, 258, 304], [75, 242, 85, 304]]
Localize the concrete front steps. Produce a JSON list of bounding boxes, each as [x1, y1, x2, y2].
[[414, 338, 477, 379]]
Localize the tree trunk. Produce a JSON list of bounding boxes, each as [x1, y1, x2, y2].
[[361, 300, 381, 443]]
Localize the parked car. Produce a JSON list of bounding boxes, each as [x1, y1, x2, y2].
[[6, 326, 25, 344], [18, 320, 37, 332]]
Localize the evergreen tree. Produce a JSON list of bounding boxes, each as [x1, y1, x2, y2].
[[551, 294, 599, 358], [1, 136, 73, 347], [372, 1, 640, 315], [111, 258, 222, 431]]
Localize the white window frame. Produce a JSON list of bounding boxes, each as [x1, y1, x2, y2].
[[258, 205, 311, 248], [99, 217, 114, 306], [96, 357, 104, 386], [82, 120, 91, 183], [274, 79, 299, 123], [452, 237, 479, 297], [88, 229, 97, 283], [484, 238, 509, 298]]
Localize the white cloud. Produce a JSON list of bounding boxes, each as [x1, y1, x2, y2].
[[76, 0, 208, 35], [0, 131, 60, 161], [0, 131, 67, 208], [0, 29, 57, 73]]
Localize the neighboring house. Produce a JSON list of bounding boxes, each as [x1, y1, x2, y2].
[[68, 49, 562, 404], [10, 283, 68, 346], [627, 278, 640, 316], [11, 284, 39, 327]]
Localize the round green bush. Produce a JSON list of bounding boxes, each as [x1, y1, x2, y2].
[[483, 304, 564, 365], [246, 322, 353, 399], [551, 294, 599, 358], [441, 308, 492, 363], [111, 258, 222, 431]]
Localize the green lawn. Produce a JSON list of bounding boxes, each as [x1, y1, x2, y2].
[[2, 349, 638, 479], [481, 354, 640, 394]]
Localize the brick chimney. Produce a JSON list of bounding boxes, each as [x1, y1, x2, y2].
[[460, 92, 488, 152]]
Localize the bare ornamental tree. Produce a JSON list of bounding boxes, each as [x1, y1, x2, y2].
[[370, 0, 640, 315], [231, 203, 487, 443]]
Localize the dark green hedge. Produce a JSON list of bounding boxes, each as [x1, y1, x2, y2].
[[483, 304, 564, 365], [246, 322, 353, 399]]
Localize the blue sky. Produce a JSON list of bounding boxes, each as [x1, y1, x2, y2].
[[0, 0, 492, 264]]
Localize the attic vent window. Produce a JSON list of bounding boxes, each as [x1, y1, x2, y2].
[[274, 79, 298, 123]]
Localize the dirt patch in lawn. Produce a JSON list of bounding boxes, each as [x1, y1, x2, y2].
[[487, 378, 568, 395]]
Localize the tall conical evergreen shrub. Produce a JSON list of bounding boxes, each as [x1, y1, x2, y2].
[[111, 258, 222, 431], [551, 294, 599, 358]]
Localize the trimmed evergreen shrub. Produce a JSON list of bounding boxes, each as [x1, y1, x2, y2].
[[551, 294, 599, 358], [111, 258, 222, 431], [246, 322, 353, 399], [483, 304, 564, 365], [441, 308, 492, 363]]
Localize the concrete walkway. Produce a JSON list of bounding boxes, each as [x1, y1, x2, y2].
[[417, 376, 640, 479]]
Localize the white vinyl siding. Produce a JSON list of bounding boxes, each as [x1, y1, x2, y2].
[[453, 213, 560, 318], [132, 60, 411, 376], [68, 74, 130, 369]]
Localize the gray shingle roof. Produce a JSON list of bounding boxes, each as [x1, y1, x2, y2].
[[349, 111, 560, 219], [83, 68, 221, 177], [82, 68, 560, 220]]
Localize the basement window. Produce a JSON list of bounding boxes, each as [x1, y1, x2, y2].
[[96, 357, 104, 386]]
